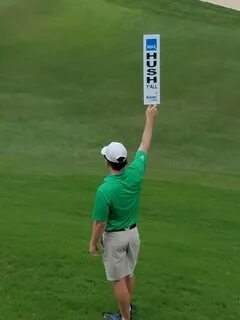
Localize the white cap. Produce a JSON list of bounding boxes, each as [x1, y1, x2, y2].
[[101, 142, 128, 163]]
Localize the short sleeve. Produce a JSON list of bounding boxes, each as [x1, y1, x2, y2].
[[92, 188, 109, 221], [128, 150, 148, 177]]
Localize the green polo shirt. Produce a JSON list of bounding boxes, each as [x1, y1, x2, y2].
[[92, 150, 147, 232]]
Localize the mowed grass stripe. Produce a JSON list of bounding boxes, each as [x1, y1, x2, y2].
[[1, 175, 239, 319]]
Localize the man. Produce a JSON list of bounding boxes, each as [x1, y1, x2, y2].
[[89, 105, 158, 320]]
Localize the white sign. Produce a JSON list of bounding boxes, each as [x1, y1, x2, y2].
[[143, 34, 160, 105]]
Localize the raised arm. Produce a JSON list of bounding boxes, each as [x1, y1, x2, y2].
[[138, 105, 158, 153]]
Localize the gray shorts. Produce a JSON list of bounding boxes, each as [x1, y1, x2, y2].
[[102, 227, 140, 281]]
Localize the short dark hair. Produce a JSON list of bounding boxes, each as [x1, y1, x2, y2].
[[105, 156, 128, 171]]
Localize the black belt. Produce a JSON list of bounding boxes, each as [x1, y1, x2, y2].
[[108, 223, 136, 232]]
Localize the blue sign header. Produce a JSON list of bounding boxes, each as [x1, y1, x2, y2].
[[146, 38, 157, 51]]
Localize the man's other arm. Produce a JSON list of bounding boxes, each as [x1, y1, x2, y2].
[[89, 220, 106, 256]]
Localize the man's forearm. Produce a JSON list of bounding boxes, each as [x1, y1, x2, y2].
[[140, 117, 154, 152], [90, 221, 106, 245]]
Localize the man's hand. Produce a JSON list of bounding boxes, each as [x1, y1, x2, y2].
[[89, 242, 99, 256], [146, 105, 158, 120]]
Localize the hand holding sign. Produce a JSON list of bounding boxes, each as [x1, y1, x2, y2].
[[146, 105, 158, 119]]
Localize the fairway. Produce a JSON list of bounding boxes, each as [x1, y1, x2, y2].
[[0, 0, 240, 319]]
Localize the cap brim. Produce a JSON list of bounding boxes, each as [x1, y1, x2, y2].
[[101, 146, 107, 156]]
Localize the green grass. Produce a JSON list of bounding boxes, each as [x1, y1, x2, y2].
[[0, 0, 240, 319]]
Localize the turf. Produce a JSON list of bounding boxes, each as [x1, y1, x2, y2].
[[0, 0, 240, 319]]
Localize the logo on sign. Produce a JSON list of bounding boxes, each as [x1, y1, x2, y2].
[[146, 39, 157, 51], [147, 95, 157, 101]]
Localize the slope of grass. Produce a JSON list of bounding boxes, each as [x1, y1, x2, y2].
[[0, 0, 239, 177], [0, 0, 239, 319]]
